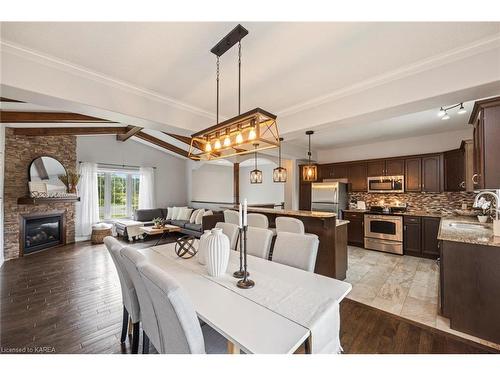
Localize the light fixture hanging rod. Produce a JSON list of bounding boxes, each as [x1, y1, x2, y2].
[[210, 24, 249, 57], [441, 103, 464, 111]]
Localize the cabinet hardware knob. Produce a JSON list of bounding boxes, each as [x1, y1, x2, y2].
[[472, 174, 479, 185]]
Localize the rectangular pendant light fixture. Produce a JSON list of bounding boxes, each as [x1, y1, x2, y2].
[[187, 25, 280, 161]]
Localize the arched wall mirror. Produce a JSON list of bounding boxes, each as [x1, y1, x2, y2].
[[28, 156, 68, 195]]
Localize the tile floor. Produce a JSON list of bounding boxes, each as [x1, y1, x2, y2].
[[345, 246, 500, 350]]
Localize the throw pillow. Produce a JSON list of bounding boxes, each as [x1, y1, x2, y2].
[[189, 209, 200, 223], [180, 207, 193, 221], [203, 210, 213, 216], [176, 206, 188, 220], [171, 207, 180, 220], [195, 209, 205, 225], [166, 207, 174, 220]]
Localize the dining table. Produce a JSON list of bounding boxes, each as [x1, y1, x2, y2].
[[139, 241, 352, 354]]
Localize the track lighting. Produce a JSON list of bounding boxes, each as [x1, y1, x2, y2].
[[437, 103, 466, 120]]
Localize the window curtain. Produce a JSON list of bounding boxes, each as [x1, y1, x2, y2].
[[76, 162, 99, 237], [139, 167, 155, 209]]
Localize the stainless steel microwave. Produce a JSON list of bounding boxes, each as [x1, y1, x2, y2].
[[367, 175, 404, 193]]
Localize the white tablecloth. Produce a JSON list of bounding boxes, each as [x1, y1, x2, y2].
[[150, 242, 350, 354]]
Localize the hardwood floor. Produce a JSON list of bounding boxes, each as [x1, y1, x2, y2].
[[0, 239, 497, 354]]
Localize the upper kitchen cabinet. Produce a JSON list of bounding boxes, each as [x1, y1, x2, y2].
[[385, 159, 405, 176], [367, 159, 404, 177], [405, 157, 422, 192], [469, 97, 500, 190], [421, 154, 442, 192], [320, 163, 348, 180], [347, 162, 368, 192], [444, 146, 465, 192]]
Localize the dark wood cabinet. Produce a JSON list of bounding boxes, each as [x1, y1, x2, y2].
[[319, 164, 348, 180], [299, 165, 312, 210], [403, 216, 421, 257], [343, 211, 364, 247], [421, 155, 442, 192], [444, 147, 465, 191], [367, 159, 404, 177], [402, 215, 439, 259], [421, 217, 440, 257], [385, 159, 405, 176], [405, 157, 422, 192], [367, 160, 385, 177], [469, 97, 500, 189], [347, 163, 367, 192]]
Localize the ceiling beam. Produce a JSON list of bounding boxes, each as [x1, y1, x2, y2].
[[12, 127, 127, 136], [117, 126, 143, 141], [0, 97, 24, 103], [134, 131, 190, 158], [0, 111, 114, 123]]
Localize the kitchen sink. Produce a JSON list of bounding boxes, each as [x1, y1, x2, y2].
[[448, 222, 488, 230]]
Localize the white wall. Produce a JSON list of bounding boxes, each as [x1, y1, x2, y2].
[[239, 163, 285, 205], [317, 128, 472, 163], [190, 163, 233, 204], [77, 135, 188, 207]]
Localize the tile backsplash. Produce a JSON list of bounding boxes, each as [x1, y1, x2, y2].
[[349, 192, 476, 216]]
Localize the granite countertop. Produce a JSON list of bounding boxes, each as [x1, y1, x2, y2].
[[243, 206, 336, 218], [336, 219, 349, 227], [438, 216, 500, 247], [342, 208, 444, 218]]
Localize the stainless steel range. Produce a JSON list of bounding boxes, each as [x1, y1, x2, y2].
[[364, 213, 403, 255]]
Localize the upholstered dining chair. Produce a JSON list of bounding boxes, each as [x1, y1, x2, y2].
[[272, 232, 320, 272], [247, 213, 269, 229], [245, 227, 274, 260], [223, 210, 240, 225], [138, 263, 227, 354], [104, 237, 141, 353], [121, 247, 161, 354], [215, 222, 240, 250], [275, 217, 305, 234]]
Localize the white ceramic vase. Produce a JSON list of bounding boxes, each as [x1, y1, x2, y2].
[[197, 230, 211, 265], [206, 228, 230, 277], [477, 215, 489, 223]]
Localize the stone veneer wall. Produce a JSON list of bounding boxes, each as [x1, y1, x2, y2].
[[349, 191, 476, 216], [3, 128, 76, 261]]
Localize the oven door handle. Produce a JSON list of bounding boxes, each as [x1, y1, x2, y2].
[[365, 238, 402, 245]]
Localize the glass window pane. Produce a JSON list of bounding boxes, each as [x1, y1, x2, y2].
[[97, 172, 106, 219], [111, 172, 127, 218]]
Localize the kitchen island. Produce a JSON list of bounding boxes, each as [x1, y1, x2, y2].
[[243, 207, 349, 280]]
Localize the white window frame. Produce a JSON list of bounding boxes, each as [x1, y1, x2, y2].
[[98, 168, 140, 220]]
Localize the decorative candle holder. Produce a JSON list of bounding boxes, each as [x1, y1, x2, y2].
[[237, 225, 255, 289], [233, 227, 249, 278]]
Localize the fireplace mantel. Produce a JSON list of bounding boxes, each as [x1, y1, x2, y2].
[[17, 196, 80, 205]]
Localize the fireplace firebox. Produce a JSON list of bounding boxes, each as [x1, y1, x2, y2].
[[20, 212, 65, 255]]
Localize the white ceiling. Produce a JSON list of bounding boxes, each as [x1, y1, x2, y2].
[[294, 101, 475, 149], [1, 22, 500, 150]]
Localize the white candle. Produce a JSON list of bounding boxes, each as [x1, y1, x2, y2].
[[238, 203, 242, 228], [243, 199, 248, 227]]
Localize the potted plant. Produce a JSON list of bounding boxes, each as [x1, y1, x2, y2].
[[152, 217, 165, 229], [473, 197, 491, 223]]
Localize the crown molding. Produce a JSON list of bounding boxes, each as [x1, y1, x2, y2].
[[0, 40, 218, 121], [278, 32, 500, 118]]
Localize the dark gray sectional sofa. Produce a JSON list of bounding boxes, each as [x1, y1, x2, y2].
[[115, 208, 223, 239]]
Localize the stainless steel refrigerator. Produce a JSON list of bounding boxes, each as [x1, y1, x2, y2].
[[311, 182, 348, 218]]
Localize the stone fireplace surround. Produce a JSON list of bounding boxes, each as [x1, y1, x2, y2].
[[3, 128, 76, 261]]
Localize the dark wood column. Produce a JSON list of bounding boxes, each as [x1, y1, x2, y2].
[[233, 162, 240, 204]]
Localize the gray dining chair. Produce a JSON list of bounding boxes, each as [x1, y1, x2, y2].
[[121, 247, 161, 354], [138, 262, 227, 354], [272, 232, 319, 272], [245, 227, 274, 260], [215, 222, 239, 250], [223, 210, 240, 225], [275, 217, 305, 234], [104, 237, 141, 353], [247, 213, 269, 229]]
